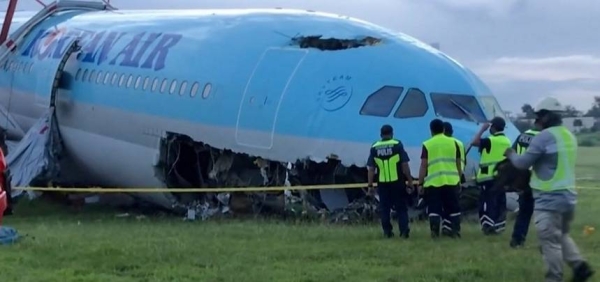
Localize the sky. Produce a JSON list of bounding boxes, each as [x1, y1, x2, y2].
[[7, 0, 600, 114]]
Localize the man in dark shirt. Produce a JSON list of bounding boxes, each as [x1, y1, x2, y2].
[[367, 124, 414, 239]]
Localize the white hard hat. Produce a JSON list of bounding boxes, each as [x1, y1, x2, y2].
[[534, 97, 564, 113]]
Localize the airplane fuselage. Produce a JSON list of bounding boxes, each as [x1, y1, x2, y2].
[[0, 8, 519, 207]]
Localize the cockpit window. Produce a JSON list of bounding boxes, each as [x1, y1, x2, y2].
[[394, 88, 429, 118], [359, 86, 403, 117], [479, 95, 507, 120], [430, 93, 487, 123]]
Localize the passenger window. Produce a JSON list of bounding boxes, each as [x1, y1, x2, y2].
[[82, 69, 89, 81], [89, 70, 96, 83], [134, 76, 142, 89], [119, 74, 126, 87], [75, 68, 81, 80], [111, 73, 119, 85], [151, 78, 159, 92], [104, 72, 111, 85], [430, 92, 487, 123], [96, 71, 103, 84], [169, 80, 177, 94], [359, 86, 403, 117], [160, 79, 168, 93], [179, 81, 188, 96], [394, 88, 429, 118], [190, 82, 199, 97], [202, 83, 212, 99], [126, 74, 134, 88], [143, 76, 150, 90]]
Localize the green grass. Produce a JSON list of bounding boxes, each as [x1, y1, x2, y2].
[[578, 132, 600, 147], [1, 148, 600, 282]]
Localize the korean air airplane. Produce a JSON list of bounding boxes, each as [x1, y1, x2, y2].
[[0, 1, 520, 211]]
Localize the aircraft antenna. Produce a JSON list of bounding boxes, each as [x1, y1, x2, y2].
[[273, 30, 294, 39]]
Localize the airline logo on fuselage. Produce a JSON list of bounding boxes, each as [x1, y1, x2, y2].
[[20, 28, 182, 71]]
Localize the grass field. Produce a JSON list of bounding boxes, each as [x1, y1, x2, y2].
[[0, 149, 599, 281]]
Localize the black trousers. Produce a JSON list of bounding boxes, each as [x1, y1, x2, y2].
[[511, 189, 534, 243], [377, 181, 409, 235], [478, 180, 507, 234], [425, 185, 461, 237]]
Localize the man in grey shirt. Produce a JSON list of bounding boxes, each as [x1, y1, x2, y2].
[[505, 97, 594, 282]]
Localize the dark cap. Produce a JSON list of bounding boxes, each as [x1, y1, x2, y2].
[[443, 122, 453, 135], [380, 124, 393, 135], [490, 117, 506, 131]]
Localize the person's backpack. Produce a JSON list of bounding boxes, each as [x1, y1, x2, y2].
[[0, 226, 20, 245]]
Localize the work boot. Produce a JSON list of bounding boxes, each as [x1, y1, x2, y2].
[[399, 232, 409, 239], [442, 228, 453, 237], [510, 238, 524, 249], [572, 261, 594, 282]]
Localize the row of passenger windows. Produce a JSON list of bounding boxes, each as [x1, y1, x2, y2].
[[73, 68, 212, 99], [359, 86, 489, 122], [2, 60, 34, 74]]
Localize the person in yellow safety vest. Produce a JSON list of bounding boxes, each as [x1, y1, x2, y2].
[[509, 121, 541, 249], [505, 97, 594, 282], [471, 116, 511, 235], [367, 124, 415, 239], [440, 121, 466, 237], [418, 119, 462, 239]]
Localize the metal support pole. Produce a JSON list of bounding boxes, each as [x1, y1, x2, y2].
[[0, 0, 19, 45]]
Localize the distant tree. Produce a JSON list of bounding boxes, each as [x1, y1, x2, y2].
[[592, 121, 600, 132], [563, 105, 582, 117], [585, 96, 600, 117], [521, 104, 535, 118], [513, 120, 532, 133], [573, 119, 583, 133]]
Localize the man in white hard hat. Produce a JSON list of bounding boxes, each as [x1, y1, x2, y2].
[[504, 97, 594, 282]]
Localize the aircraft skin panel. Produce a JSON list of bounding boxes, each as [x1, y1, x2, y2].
[[235, 47, 308, 149], [0, 9, 518, 187]]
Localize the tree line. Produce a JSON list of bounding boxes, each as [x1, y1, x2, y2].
[[520, 96, 600, 118]]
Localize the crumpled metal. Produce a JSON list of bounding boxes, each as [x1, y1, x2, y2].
[[181, 188, 427, 224]]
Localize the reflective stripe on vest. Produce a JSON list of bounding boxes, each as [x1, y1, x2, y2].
[[476, 133, 511, 182], [530, 126, 577, 192], [516, 129, 540, 155], [423, 134, 460, 188], [372, 139, 401, 183], [452, 137, 466, 171]]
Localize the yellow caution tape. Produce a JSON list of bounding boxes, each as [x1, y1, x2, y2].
[[9, 183, 597, 193], [13, 183, 373, 193]]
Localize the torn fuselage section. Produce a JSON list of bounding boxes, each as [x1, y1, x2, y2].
[[155, 132, 422, 222], [291, 35, 382, 51]]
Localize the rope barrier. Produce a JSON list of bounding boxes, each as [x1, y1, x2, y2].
[[10, 183, 598, 193]]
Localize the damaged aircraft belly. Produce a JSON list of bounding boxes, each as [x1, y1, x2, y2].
[[3, 100, 418, 222], [4, 98, 506, 223]]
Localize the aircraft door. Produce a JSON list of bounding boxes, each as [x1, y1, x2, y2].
[[34, 40, 80, 108], [235, 48, 307, 149]]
